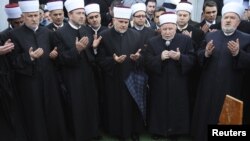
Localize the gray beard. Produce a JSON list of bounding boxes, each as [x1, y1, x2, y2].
[[222, 26, 236, 34]]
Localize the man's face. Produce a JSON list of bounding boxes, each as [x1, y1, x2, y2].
[[146, 2, 156, 15], [9, 17, 23, 28], [22, 12, 40, 30], [154, 10, 165, 26], [113, 18, 129, 33], [221, 12, 240, 34], [68, 8, 86, 27], [133, 11, 146, 26], [177, 11, 190, 27], [50, 9, 64, 26], [160, 23, 177, 40], [86, 12, 101, 29], [203, 6, 217, 23]]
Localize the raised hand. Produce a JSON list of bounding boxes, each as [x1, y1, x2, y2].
[[92, 34, 102, 49], [161, 50, 170, 61], [29, 47, 44, 61], [75, 36, 89, 53], [169, 48, 181, 61], [130, 49, 141, 61], [205, 40, 215, 57], [113, 53, 127, 63], [49, 47, 58, 59], [227, 38, 239, 56], [182, 30, 192, 38], [0, 39, 14, 55]]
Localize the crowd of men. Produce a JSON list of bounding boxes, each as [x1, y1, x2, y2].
[[1, 0, 250, 141]]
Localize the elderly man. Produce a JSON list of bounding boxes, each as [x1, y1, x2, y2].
[[97, 6, 145, 141], [8, 0, 68, 141], [144, 12, 195, 140], [192, 2, 250, 141], [54, 0, 100, 140]]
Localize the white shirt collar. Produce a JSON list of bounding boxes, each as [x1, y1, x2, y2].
[[205, 20, 216, 27], [68, 21, 81, 29], [177, 24, 188, 31], [90, 25, 101, 34], [53, 23, 64, 29], [134, 25, 144, 31]]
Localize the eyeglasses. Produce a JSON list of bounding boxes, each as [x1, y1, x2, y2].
[[134, 15, 146, 18]]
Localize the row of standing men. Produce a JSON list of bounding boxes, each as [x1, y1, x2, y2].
[[1, 0, 250, 141]]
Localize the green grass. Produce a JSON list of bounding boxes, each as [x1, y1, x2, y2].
[[98, 133, 193, 141]]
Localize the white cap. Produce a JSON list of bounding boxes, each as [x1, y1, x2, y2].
[[222, 2, 245, 18], [131, 3, 146, 15], [159, 12, 177, 25], [47, 0, 63, 11], [5, 3, 22, 19], [176, 0, 193, 13], [64, 0, 84, 12], [113, 7, 132, 19], [85, 3, 100, 15], [162, 0, 177, 12], [224, 0, 243, 5], [18, 0, 39, 13]]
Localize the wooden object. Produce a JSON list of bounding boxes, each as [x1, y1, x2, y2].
[[218, 95, 243, 125]]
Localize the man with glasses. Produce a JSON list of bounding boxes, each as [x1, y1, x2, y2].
[[131, 2, 156, 45]]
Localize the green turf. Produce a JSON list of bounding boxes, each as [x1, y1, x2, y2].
[[98, 133, 193, 141]]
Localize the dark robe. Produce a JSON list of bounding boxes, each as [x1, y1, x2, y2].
[[132, 26, 156, 45], [194, 19, 220, 33], [46, 23, 61, 31], [86, 25, 108, 35], [176, 25, 204, 51], [176, 24, 205, 119], [9, 25, 68, 141], [54, 23, 99, 141], [0, 29, 27, 141], [0, 34, 16, 141], [144, 34, 195, 137], [192, 30, 250, 141], [46, 20, 67, 31], [210, 19, 250, 124], [188, 20, 199, 27], [86, 25, 108, 129], [97, 28, 145, 139], [0, 27, 12, 42]]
